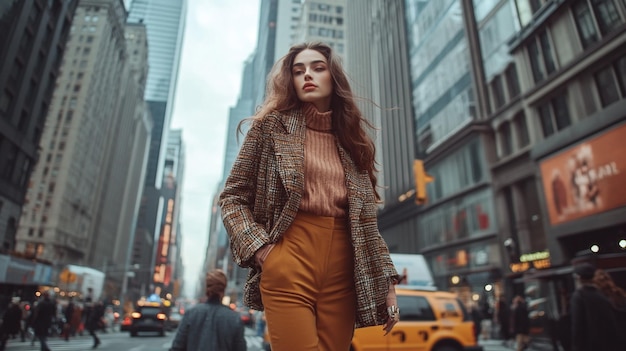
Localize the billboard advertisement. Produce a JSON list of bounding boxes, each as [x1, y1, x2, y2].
[[540, 123, 626, 226]]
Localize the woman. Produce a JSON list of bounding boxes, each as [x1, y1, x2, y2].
[[593, 269, 626, 344], [170, 270, 246, 351], [220, 42, 400, 351]]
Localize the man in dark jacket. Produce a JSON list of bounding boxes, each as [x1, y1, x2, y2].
[[170, 269, 246, 351], [83, 293, 103, 349], [0, 297, 23, 350], [31, 292, 55, 351], [512, 295, 530, 351], [570, 263, 620, 351]]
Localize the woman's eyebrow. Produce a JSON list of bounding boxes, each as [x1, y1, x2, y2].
[[292, 60, 327, 68]]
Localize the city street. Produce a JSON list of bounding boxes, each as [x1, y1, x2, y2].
[[2, 327, 264, 351], [479, 338, 557, 351]]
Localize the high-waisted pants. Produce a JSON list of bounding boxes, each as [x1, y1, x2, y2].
[[261, 211, 356, 351]]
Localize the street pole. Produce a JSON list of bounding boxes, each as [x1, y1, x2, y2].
[[120, 271, 129, 313]]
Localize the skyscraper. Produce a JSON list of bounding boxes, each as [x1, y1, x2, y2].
[[127, 0, 186, 188], [0, 0, 78, 253], [16, 0, 147, 268], [127, 0, 187, 297]]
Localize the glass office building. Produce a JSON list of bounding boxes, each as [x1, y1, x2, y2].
[[127, 0, 187, 187]]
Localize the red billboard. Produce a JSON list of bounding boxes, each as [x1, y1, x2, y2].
[[540, 123, 626, 226]]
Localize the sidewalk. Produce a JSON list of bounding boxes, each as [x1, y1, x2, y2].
[[479, 337, 558, 351]]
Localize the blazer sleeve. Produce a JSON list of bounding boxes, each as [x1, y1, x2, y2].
[[219, 120, 271, 268]]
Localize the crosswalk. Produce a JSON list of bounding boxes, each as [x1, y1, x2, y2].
[[3, 335, 265, 351], [245, 334, 264, 349], [3, 338, 96, 350]]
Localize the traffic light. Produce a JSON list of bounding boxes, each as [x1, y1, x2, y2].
[[413, 159, 434, 205]]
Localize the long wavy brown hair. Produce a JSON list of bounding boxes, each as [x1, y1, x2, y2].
[[243, 42, 380, 199], [593, 269, 626, 309]]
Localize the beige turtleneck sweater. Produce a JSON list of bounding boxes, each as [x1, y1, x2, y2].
[[300, 103, 348, 218]]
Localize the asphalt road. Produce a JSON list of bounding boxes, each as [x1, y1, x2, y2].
[[2, 326, 264, 351]]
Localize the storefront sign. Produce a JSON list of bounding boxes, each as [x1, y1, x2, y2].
[[0, 254, 53, 285], [539, 123, 626, 226]]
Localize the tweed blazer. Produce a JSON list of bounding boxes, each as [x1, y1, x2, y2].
[[219, 108, 399, 328]]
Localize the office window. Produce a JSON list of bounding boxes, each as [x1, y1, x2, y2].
[[0, 90, 13, 115], [514, 113, 530, 148], [527, 30, 557, 83], [573, 0, 624, 48], [500, 122, 513, 157], [595, 66, 621, 106], [539, 31, 556, 74], [2, 143, 18, 181], [538, 93, 571, 137], [515, 0, 549, 26], [573, 0, 599, 47], [491, 75, 505, 110], [591, 0, 622, 34], [616, 56, 626, 93], [505, 64, 521, 99]]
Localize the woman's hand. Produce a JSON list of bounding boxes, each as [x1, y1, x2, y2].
[[383, 283, 399, 335], [254, 244, 275, 268]]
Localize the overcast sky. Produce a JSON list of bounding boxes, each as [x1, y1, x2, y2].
[[168, 0, 260, 297]]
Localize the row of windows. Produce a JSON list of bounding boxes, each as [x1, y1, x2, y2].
[[308, 13, 343, 25], [0, 136, 32, 190], [308, 3, 343, 14], [485, 0, 625, 110], [495, 53, 626, 160], [307, 26, 343, 39], [488, 0, 625, 160], [527, 0, 625, 85]]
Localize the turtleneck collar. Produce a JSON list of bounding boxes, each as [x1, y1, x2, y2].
[[303, 103, 333, 132]]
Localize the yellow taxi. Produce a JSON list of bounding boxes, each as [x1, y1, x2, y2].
[[351, 287, 482, 351], [264, 287, 482, 351]]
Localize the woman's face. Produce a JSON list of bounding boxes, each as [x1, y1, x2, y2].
[[292, 49, 333, 112]]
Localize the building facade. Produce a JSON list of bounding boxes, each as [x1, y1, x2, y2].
[[485, 0, 626, 327], [347, 0, 626, 335], [15, 0, 130, 266], [0, 0, 78, 254], [345, 1, 418, 251], [295, 0, 347, 56], [127, 0, 187, 298]]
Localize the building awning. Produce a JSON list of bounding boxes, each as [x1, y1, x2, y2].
[[512, 266, 573, 283]]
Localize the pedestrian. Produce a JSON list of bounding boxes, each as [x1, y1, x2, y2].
[[469, 301, 483, 342], [30, 291, 55, 351], [169, 269, 245, 351], [511, 295, 530, 351], [593, 268, 626, 330], [219, 41, 400, 351], [0, 297, 22, 350], [83, 289, 102, 349], [496, 296, 512, 347], [570, 263, 621, 351], [62, 297, 75, 341]]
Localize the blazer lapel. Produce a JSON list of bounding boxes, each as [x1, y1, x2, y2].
[[272, 111, 306, 196], [338, 144, 366, 220]]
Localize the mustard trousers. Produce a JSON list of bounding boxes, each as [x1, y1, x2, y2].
[[261, 211, 357, 351]]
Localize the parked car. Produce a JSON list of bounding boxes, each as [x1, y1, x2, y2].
[[264, 287, 483, 351]]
